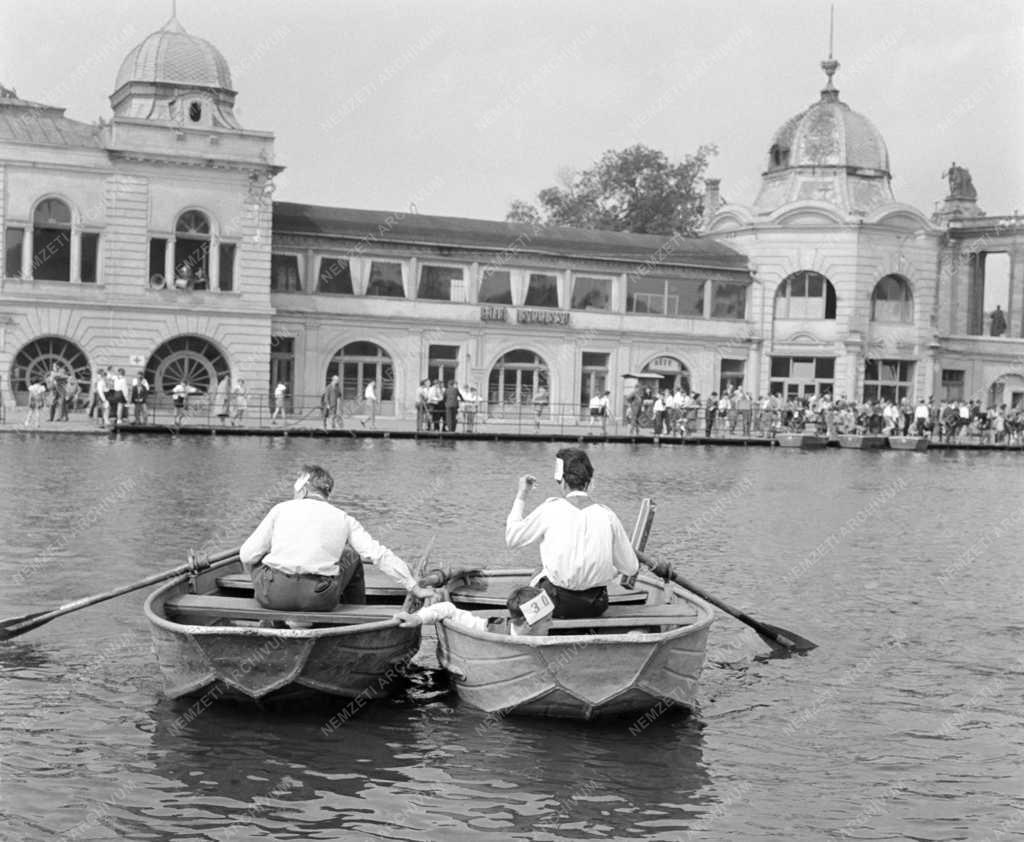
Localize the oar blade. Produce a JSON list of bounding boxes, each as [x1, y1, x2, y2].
[[753, 621, 817, 654], [0, 611, 54, 641]]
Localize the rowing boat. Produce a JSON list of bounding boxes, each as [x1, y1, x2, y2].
[[775, 432, 829, 449], [837, 433, 888, 449], [144, 559, 419, 702], [438, 569, 714, 720], [887, 435, 930, 452]]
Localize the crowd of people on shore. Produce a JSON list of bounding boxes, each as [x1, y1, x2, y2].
[[13, 367, 1024, 446], [625, 385, 1024, 445]]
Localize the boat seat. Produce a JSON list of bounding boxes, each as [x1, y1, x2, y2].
[[465, 601, 699, 630], [163, 594, 398, 626], [216, 572, 404, 598]]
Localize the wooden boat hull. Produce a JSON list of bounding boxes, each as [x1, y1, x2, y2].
[[776, 432, 829, 449], [887, 436, 929, 451], [438, 572, 714, 720], [144, 561, 419, 702], [837, 434, 888, 449]]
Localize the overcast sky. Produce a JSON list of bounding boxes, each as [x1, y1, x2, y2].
[[3, 0, 1022, 222]]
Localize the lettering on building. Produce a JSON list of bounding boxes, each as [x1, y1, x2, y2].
[[480, 305, 508, 322], [516, 309, 571, 326]]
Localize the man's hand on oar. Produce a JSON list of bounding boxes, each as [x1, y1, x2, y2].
[[636, 549, 817, 655], [0, 548, 241, 641]]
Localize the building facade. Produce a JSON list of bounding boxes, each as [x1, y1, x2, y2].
[[2, 16, 1022, 420], [703, 56, 1024, 408]]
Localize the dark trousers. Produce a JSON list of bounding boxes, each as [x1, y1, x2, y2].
[[428, 403, 443, 430], [537, 577, 609, 620], [445, 405, 458, 432], [252, 548, 366, 611], [705, 409, 717, 437]]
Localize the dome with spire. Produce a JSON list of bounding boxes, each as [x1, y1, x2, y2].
[[114, 15, 233, 93], [753, 56, 895, 216]]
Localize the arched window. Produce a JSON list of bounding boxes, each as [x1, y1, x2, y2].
[[775, 271, 837, 320], [327, 342, 394, 403], [10, 336, 90, 405], [174, 210, 211, 290], [488, 349, 549, 410], [642, 355, 690, 394], [870, 275, 913, 322], [145, 335, 230, 399], [33, 198, 72, 281]]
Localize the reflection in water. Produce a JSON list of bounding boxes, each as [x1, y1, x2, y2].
[[141, 697, 709, 840]]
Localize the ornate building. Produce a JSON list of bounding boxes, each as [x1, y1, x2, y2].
[[703, 55, 1024, 408], [2, 16, 1022, 420]]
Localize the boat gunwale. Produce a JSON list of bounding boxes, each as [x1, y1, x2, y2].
[[144, 570, 410, 640], [438, 573, 715, 647]]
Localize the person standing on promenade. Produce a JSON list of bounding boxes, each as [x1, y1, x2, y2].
[[321, 375, 343, 430], [532, 385, 549, 432], [232, 379, 248, 426], [171, 379, 194, 427], [427, 379, 444, 431], [444, 379, 461, 432], [240, 464, 437, 611], [463, 385, 481, 432], [24, 380, 46, 428], [505, 448, 639, 619], [415, 379, 430, 432], [362, 379, 377, 429], [130, 371, 150, 424], [271, 381, 287, 424], [704, 392, 718, 437], [215, 375, 232, 426]]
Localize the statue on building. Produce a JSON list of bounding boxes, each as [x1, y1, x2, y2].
[[990, 304, 1007, 337], [942, 162, 977, 201]]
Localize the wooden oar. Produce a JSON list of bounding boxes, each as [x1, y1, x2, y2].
[[0, 548, 240, 641], [636, 550, 817, 654]]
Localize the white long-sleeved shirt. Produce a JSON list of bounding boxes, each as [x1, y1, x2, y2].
[[239, 497, 417, 588], [505, 491, 639, 590], [416, 602, 527, 636]]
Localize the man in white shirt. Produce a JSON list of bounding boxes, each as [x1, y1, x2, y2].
[[505, 448, 638, 619], [362, 380, 377, 429], [240, 465, 436, 611], [271, 381, 287, 424]]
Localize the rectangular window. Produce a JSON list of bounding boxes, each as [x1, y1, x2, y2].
[[80, 232, 99, 283], [366, 261, 404, 297], [175, 239, 210, 288], [419, 265, 464, 301], [572, 276, 612, 311], [318, 257, 353, 294], [720, 359, 745, 393], [270, 336, 295, 408], [270, 253, 301, 292], [665, 278, 704, 317], [428, 344, 459, 384], [769, 356, 835, 398], [711, 281, 746, 319], [941, 369, 964, 401], [479, 269, 512, 304], [219, 243, 235, 291], [5, 227, 24, 278], [525, 273, 558, 307], [34, 227, 71, 281], [863, 359, 914, 403], [627, 275, 666, 314], [627, 276, 704, 317], [580, 352, 610, 410], [149, 238, 166, 284]]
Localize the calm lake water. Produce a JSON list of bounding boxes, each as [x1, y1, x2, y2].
[[1, 435, 1022, 841]]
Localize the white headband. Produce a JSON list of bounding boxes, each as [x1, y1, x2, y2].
[[293, 473, 310, 493], [553, 457, 564, 482]]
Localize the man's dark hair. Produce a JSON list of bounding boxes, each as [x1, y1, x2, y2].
[[555, 447, 593, 491], [506, 586, 544, 622], [300, 464, 334, 497]]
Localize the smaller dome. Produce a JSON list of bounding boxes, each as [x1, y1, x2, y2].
[[114, 15, 232, 92]]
